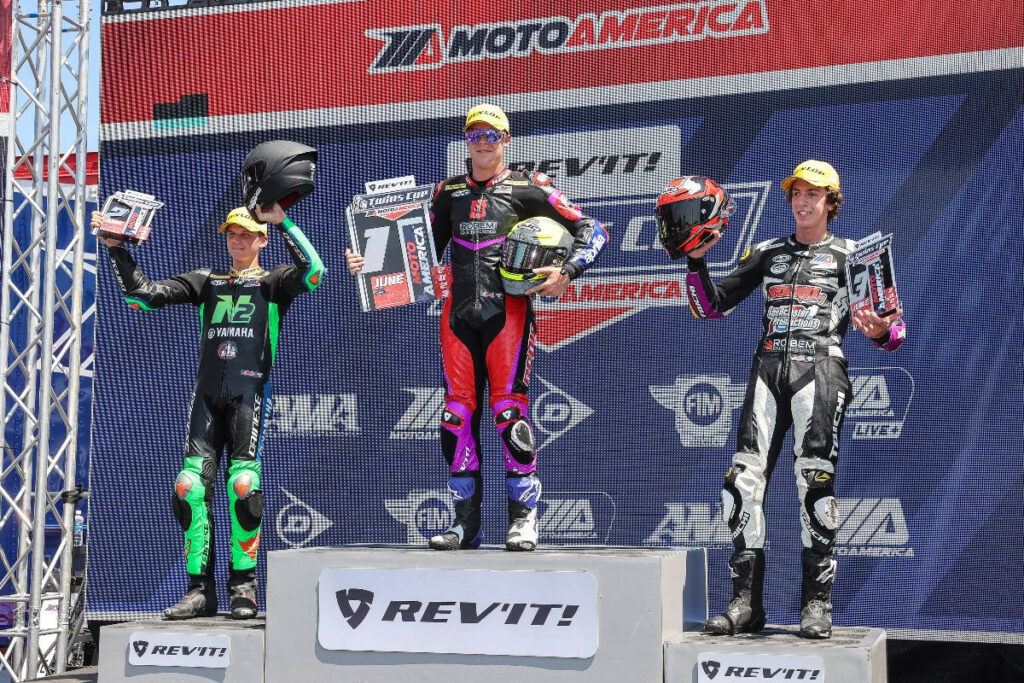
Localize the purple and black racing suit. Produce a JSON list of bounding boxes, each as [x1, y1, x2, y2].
[[428, 168, 608, 543]]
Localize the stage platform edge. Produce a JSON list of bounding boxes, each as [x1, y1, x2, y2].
[[97, 617, 265, 683], [664, 625, 887, 682], [266, 545, 707, 682]]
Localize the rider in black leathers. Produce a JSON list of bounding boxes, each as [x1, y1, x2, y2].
[[686, 161, 905, 639], [97, 204, 322, 620]]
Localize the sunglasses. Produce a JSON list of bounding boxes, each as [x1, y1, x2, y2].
[[464, 129, 506, 144]]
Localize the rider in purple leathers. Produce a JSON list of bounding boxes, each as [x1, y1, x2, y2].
[[347, 104, 608, 551], [685, 161, 905, 639]]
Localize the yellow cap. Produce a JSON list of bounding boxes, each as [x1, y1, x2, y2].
[[218, 207, 268, 234], [463, 104, 510, 133], [780, 160, 840, 191]]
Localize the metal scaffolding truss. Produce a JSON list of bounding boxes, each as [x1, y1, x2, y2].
[[0, 0, 91, 678]]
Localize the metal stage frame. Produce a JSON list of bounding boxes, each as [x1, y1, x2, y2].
[[0, 0, 91, 678]]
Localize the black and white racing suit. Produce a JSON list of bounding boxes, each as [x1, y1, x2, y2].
[[686, 232, 906, 603]]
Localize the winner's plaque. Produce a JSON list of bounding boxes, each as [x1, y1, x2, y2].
[[94, 190, 164, 244], [847, 231, 901, 317], [346, 182, 450, 312]]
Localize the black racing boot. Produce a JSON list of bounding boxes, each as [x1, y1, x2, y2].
[[705, 549, 766, 635], [429, 476, 482, 550], [163, 574, 217, 620], [799, 548, 835, 639], [228, 570, 258, 620], [505, 498, 539, 551]]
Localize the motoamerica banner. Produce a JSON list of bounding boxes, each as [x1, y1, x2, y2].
[[92, 0, 1024, 643]]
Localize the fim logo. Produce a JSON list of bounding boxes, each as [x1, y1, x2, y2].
[[385, 489, 614, 544], [838, 497, 914, 557], [335, 588, 374, 629], [268, 393, 360, 436], [275, 489, 333, 548], [644, 502, 732, 547], [649, 374, 746, 448], [847, 367, 914, 440]]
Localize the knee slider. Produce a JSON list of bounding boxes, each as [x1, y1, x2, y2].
[[172, 471, 204, 531], [721, 467, 743, 530], [229, 471, 264, 532], [800, 470, 838, 552], [497, 407, 535, 465], [440, 408, 463, 467]]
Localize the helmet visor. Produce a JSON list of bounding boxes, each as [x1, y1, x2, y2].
[[501, 238, 568, 276]]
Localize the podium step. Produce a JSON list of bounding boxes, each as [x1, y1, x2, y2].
[[664, 625, 887, 682], [97, 617, 265, 683], [266, 545, 706, 681]]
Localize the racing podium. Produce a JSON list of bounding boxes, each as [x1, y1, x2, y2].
[[264, 546, 706, 681]]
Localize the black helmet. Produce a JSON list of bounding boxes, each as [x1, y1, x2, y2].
[[240, 140, 317, 215]]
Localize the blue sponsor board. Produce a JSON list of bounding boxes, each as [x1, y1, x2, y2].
[[91, 69, 1024, 639]]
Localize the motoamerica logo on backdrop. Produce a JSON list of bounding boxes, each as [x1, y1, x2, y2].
[[385, 489, 615, 545], [366, 1, 768, 73], [838, 497, 914, 557], [650, 369, 914, 447], [442, 124, 771, 351], [390, 378, 592, 447]]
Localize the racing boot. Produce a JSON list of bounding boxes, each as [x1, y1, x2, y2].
[[429, 475, 482, 550], [505, 475, 541, 551], [163, 574, 217, 620], [799, 548, 835, 639], [228, 570, 258, 620], [705, 549, 766, 635]]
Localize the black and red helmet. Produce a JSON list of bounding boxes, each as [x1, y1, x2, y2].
[[655, 176, 735, 260], [240, 140, 317, 216]]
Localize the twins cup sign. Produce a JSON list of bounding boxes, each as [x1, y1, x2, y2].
[[346, 182, 450, 312], [847, 231, 901, 317], [94, 190, 163, 244]]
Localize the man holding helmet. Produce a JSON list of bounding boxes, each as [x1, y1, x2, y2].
[[656, 163, 906, 638], [347, 104, 607, 551], [97, 153, 322, 619]]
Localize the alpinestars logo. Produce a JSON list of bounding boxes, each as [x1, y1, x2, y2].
[[335, 588, 375, 629], [367, 1, 768, 73]]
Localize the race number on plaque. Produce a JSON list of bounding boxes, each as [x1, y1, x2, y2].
[[94, 190, 164, 244], [846, 231, 901, 317], [346, 183, 450, 312]]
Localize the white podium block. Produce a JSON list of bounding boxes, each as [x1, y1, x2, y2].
[[664, 626, 887, 683], [266, 546, 707, 682], [97, 617, 265, 683]]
